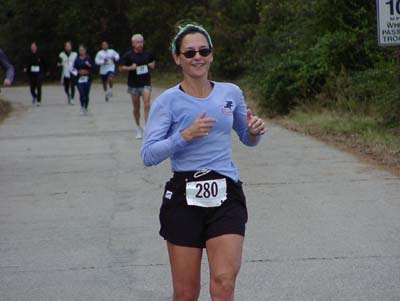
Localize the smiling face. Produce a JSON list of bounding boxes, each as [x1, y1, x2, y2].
[[174, 32, 213, 80]]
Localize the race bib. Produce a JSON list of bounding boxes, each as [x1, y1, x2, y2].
[[78, 76, 89, 83], [186, 178, 227, 208], [136, 65, 149, 75], [30, 65, 40, 72]]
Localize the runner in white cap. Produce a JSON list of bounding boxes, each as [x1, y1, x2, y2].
[[120, 34, 155, 139]]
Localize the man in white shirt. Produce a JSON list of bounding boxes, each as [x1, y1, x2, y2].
[[58, 41, 78, 105], [95, 41, 120, 102]]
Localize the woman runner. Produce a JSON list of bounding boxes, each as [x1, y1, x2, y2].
[[141, 24, 265, 301], [95, 40, 119, 102], [73, 45, 93, 115], [58, 41, 77, 105]]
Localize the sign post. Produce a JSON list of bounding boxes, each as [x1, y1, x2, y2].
[[377, 0, 400, 46]]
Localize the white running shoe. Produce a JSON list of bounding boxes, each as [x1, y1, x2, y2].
[[135, 127, 143, 139], [105, 90, 112, 102]]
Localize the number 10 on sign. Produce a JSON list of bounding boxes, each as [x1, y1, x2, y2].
[[386, 0, 400, 15], [377, 0, 400, 46]]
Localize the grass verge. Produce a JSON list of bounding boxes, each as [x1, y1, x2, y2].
[[275, 109, 400, 175], [149, 70, 400, 175], [151, 69, 182, 88]]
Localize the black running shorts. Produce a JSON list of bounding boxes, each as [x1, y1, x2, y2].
[[159, 171, 248, 248]]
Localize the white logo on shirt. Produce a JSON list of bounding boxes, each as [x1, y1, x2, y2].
[[220, 100, 234, 115], [165, 190, 173, 200]]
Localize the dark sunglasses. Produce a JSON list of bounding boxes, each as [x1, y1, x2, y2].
[[180, 48, 212, 58]]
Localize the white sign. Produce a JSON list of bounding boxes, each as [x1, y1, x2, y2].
[[377, 0, 400, 46]]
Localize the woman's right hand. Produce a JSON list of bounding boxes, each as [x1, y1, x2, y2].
[[181, 112, 216, 142]]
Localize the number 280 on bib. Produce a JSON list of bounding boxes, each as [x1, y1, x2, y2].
[[186, 179, 227, 208]]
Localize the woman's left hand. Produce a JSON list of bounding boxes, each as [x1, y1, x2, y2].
[[247, 109, 265, 136]]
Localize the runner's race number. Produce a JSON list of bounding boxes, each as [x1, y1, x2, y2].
[[195, 181, 219, 198], [30, 66, 40, 73], [136, 65, 149, 75], [78, 76, 89, 83], [186, 178, 227, 208]]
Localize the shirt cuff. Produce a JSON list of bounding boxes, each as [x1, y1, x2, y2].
[[245, 132, 262, 146], [170, 131, 188, 151]]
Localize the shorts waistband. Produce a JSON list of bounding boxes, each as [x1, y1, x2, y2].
[[172, 170, 233, 183]]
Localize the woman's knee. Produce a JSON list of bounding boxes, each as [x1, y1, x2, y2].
[[144, 101, 151, 111], [210, 272, 237, 299], [173, 286, 200, 301]]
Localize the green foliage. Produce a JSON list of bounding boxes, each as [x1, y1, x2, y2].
[[251, 0, 399, 125], [0, 0, 398, 125], [257, 58, 304, 115]]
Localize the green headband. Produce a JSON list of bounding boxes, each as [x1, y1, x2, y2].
[[171, 24, 213, 55]]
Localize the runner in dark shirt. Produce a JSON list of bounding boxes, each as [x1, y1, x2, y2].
[[23, 42, 46, 106], [73, 44, 93, 115], [120, 34, 155, 139]]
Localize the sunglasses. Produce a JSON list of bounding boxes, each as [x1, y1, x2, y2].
[[180, 48, 212, 58]]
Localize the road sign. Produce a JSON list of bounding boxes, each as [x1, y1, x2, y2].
[[377, 0, 400, 46]]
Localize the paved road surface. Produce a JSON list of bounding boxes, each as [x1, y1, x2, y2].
[[0, 84, 399, 301]]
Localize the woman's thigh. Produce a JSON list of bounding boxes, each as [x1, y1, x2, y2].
[[206, 234, 244, 280], [167, 242, 203, 293], [77, 83, 85, 96]]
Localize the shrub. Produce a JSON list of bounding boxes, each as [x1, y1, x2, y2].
[[257, 59, 304, 115]]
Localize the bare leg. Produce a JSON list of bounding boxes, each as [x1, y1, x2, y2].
[[131, 94, 141, 126], [167, 242, 203, 301], [206, 235, 244, 301], [108, 77, 113, 89], [102, 79, 107, 92], [143, 89, 151, 124]]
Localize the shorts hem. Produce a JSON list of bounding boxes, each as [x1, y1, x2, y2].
[[206, 231, 245, 243], [100, 71, 115, 80], [127, 85, 152, 96], [160, 233, 204, 249]]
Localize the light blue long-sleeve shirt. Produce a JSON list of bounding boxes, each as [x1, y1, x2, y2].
[[0, 49, 14, 83], [141, 82, 261, 182]]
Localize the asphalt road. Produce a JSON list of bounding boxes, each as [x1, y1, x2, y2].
[[0, 84, 399, 301]]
